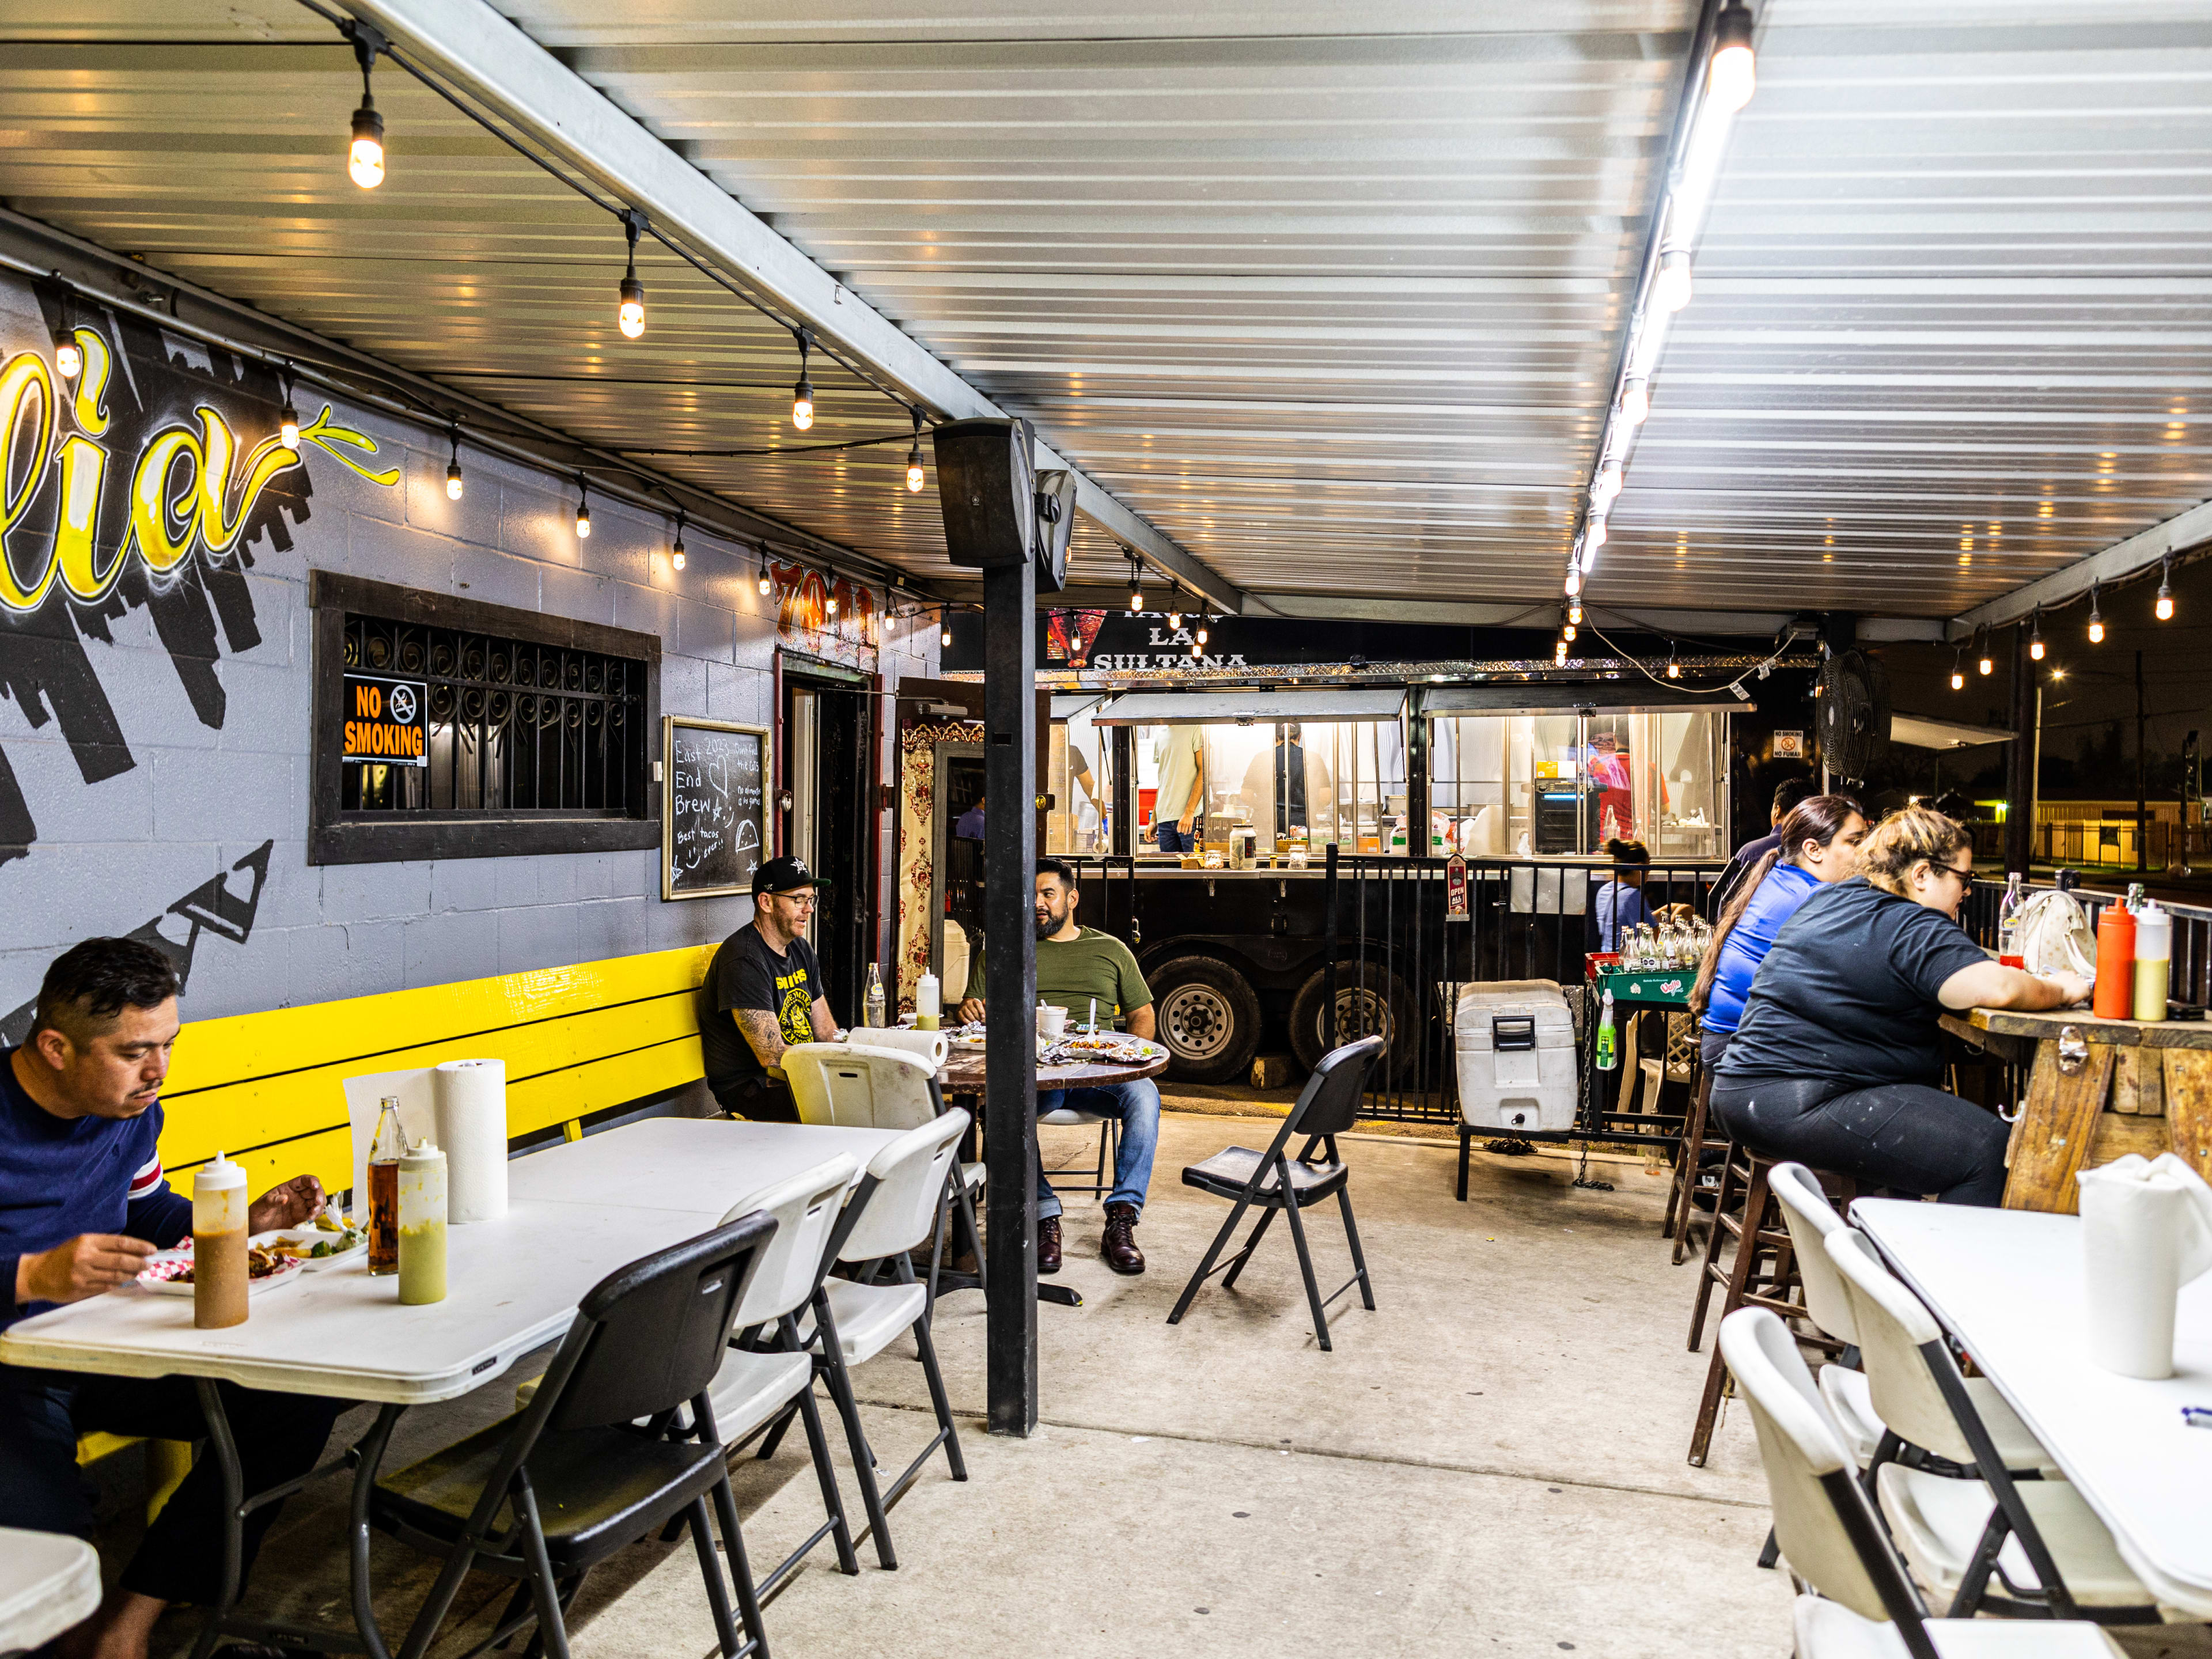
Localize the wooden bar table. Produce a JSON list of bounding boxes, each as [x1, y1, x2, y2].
[[1941, 1006, 2212, 1210]]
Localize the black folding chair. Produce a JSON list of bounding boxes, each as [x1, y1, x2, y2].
[[368, 1212, 779, 1659], [1166, 1034, 1384, 1351]]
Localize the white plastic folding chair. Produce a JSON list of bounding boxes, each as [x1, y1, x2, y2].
[[800, 1110, 971, 1571], [1719, 1305, 2122, 1659], [782, 1043, 985, 1315], [1824, 1229, 2156, 1624], [1768, 1162, 1885, 1469]]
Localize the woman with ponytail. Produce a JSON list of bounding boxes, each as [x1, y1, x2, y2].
[[1690, 796, 1868, 1070], [1709, 807, 2092, 1205]]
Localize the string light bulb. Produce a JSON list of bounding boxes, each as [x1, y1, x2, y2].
[[1707, 0, 1757, 114], [1127, 554, 1144, 614], [1564, 567, 1583, 598], [1567, 601, 1583, 625], [906, 408, 926, 492], [1619, 378, 1649, 426], [2157, 556, 2175, 620], [1654, 248, 1693, 313], [444, 426, 463, 501], [756, 556, 774, 599], [54, 309, 81, 381], [2029, 608, 2044, 660], [941, 614, 953, 649], [574, 478, 591, 539], [823, 570, 838, 620], [1586, 516, 1608, 552], [616, 212, 646, 339], [670, 510, 686, 572], [1554, 639, 1569, 665], [278, 368, 300, 451], [1666, 646, 1681, 679], [347, 26, 385, 189], [2088, 584, 2104, 643], [1950, 648, 1964, 692], [1190, 634, 1203, 659], [1195, 612, 1210, 647], [1562, 622, 1577, 643], [1978, 630, 1994, 675], [1167, 600, 1183, 629], [790, 328, 815, 431], [1592, 460, 1623, 505]]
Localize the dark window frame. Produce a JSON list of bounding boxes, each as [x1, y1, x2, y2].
[[309, 571, 661, 865]]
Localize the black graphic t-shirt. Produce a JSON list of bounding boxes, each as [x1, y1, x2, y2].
[[698, 925, 825, 1095]]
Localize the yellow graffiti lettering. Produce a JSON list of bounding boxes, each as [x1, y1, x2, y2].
[[193, 406, 298, 556], [0, 350, 59, 612], [128, 426, 201, 575], [52, 434, 122, 603], [70, 328, 111, 437], [300, 405, 400, 487]]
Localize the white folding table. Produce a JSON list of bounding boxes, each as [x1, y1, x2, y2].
[[1853, 1197, 2212, 1618], [0, 1118, 899, 1659]]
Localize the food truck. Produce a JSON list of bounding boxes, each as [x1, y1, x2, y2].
[[901, 612, 1819, 1112]]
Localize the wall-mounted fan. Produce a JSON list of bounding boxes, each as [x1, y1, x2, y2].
[[1816, 650, 1891, 782]]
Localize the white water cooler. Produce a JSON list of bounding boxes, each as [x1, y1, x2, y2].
[[1453, 980, 1578, 1134]]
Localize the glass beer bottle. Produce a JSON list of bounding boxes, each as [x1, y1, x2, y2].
[[366, 1096, 409, 1277]]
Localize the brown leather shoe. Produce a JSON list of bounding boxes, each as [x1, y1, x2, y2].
[[1101, 1202, 1145, 1275], [1037, 1214, 1063, 1275]]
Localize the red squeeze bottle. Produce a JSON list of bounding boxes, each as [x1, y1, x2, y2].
[[2093, 901, 2136, 1021]]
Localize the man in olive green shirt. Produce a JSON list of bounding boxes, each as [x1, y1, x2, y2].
[[957, 858, 1158, 1275]]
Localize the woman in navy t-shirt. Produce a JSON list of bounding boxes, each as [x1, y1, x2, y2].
[[1710, 808, 2091, 1205], [1690, 796, 1868, 1071]]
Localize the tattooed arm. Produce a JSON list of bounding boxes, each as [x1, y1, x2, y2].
[[734, 1008, 790, 1075]]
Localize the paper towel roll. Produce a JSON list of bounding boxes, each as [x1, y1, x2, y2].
[[2079, 1157, 2186, 1378], [433, 1059, 509, 1224], [857, 1026, 947, 1069]]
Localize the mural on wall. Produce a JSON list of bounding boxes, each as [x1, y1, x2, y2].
[[0, 839, 274, 1046], [0, 275, 399, 863], [895, 717, 984, 1009], [770, 559, 878, 671]]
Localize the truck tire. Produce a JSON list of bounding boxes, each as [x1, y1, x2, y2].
[[1150, 956, 1263, 1084], [1289, 959, 1418, 1083]]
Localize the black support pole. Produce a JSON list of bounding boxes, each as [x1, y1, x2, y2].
[[983, 552, 1039, 1437], [2136, 647, 2149, 874], [2003, 623, 2034, 877]]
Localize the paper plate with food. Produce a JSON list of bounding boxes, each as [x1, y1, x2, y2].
[[136, 1236, 306, 1297], [271, 1209, 369, 1268], [1046, 1033, 1165, 1065]]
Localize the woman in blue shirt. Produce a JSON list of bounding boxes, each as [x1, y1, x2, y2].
[[1690, 796, 1868, 1070]]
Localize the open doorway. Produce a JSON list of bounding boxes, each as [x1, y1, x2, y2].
[[781, 665, 873, 1021]]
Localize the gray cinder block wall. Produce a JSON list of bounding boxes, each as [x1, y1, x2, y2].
[[0, 267, 933, 1032]]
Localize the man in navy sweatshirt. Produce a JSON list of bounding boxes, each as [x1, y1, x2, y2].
[[1, 938, 340, 1659]]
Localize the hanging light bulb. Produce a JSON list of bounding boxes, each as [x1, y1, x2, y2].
[[2029, 608, 2045, 661], [1567, 601, 1582, 625], [823, 571, 839, 620], [756, 556, 774, 599], [1654, 248, 1694, 313], [1950, 648, 1964, 692], [1564, 567, 1583, 598], [2157, 556, 2175, 620], [906, 407, 926, 493], [941, 615, 953, 649], [1619, 378, 1649, 426], [1978, 630, 1994, 675], [1190, 634, 1203, 659], [1554, 640, 1569, 665], [278, 368, 300, 451], [671, 511, 686, 572], [616, 211, 646, 339], [574, 478, 592, 539], [1666, 646, 1681, 680], [444, 426, 463, 501], [346, 23, 385, 189], [2088, 584, 2105, 643], [1563, 622, 1577, 643], [1707, 0, 1757, 113], [791, 327, 815, 431], [1195, 612, 1210, 647], [1586, 516, 1608, 552], [53, 307, 81, 381], [1592, 459, 1623, 505], [1127, 555, 1144, 614], [1167, 599, 1183, 630]]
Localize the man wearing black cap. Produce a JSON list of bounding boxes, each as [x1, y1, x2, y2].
[[697, 857, 841, 1122]]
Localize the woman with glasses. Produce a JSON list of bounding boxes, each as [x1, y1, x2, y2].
[[1707, 807, 2091, 1205]]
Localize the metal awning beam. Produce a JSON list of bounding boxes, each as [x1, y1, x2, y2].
[[1948, 497, 2212, 638], [337, 0, 1243, 616]]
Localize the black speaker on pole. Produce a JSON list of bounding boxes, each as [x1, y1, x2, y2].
[[934, 418, 1036, 570]]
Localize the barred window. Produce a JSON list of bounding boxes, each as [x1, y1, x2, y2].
[[310, 571, 661, 866], [341, 613, 647, 814]]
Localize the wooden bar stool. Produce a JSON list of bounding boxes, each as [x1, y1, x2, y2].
[[1684, 1147, 1851, 1466], [1662, 1064, 1728, 1263]]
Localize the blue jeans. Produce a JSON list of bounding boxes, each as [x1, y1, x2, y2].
[[1154, 821, 1195, 854], [1035, 1080, 1160, 1219]]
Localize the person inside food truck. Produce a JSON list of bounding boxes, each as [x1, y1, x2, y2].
[[1151, 725, 1205, 854], [0, 938, 339, 1659], [957, 858, 1158, 1277]]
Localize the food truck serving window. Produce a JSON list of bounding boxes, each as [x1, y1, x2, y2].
[[1047, 694, 1112, 855], [1426, 704, 1729, 859], [1095, 690, 1412, 857]]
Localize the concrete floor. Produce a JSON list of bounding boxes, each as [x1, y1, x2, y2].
[[113, 1109, 1805, 1657]]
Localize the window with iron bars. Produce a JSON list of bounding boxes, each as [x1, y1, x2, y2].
[[340, 613, 648, 815]]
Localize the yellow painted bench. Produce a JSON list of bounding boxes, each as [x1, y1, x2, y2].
[[76, 944, 716, 1506], [156, 943, 717, 1195]]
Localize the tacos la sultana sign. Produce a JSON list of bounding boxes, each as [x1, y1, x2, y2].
[[0, 319, 397, 614]]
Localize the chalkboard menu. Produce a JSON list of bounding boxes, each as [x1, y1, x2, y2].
[[662, 717, 768, 900]]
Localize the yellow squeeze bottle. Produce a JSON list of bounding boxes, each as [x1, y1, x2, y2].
[[2134, 901, 2171, 1022], [397, 1142, 449, 1305]]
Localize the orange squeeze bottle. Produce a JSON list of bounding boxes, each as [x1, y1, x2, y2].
[[2092, 900, 2136, 1022]]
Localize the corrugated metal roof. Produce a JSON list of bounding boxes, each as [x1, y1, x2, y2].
[[0, 2, 2203, 623]]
